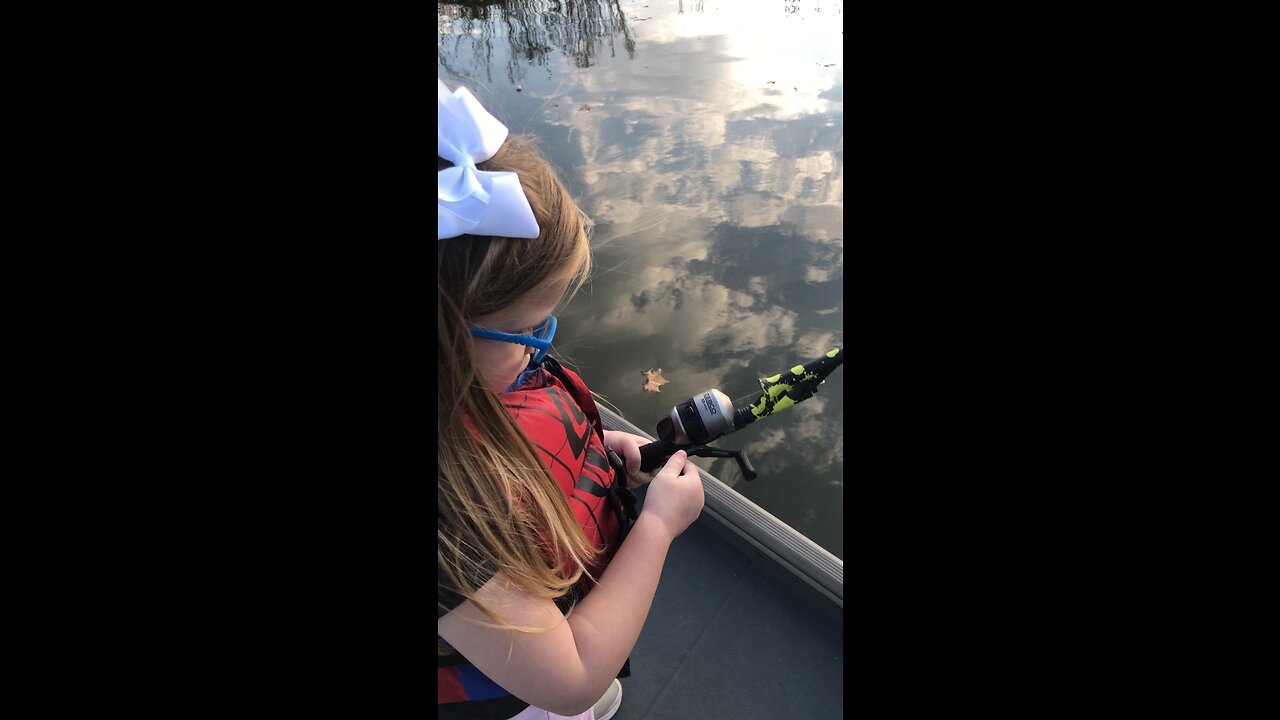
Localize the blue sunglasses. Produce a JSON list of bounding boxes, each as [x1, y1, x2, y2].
[[469, 315, 557, 364]]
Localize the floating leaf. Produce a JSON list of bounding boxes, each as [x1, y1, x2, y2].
[[642, 368, 669, 393]]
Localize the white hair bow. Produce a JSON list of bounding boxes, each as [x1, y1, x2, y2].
[[438, 80, 540, 241]]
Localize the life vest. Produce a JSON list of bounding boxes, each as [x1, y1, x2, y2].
[[437, 358, 636, 719]]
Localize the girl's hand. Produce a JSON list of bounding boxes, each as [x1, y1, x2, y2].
[[640, 450, 705, 540], [603, 430, 659, 489]]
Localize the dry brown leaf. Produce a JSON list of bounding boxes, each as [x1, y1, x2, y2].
[[642, 368, 669, 393]]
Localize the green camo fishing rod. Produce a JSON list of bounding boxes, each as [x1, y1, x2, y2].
[[637, 347, 844, 480]]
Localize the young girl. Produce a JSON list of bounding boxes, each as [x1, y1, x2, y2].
[[438, 80, 705, 720]]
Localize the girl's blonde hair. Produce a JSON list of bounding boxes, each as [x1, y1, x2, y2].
[[438, 101, 596, 638]]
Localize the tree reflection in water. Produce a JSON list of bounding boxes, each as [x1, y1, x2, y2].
[[438, 1, 636, 85]]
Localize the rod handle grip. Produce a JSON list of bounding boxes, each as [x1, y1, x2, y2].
[[638, 439, 683, 472]]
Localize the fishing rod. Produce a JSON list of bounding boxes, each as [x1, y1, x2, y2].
[[637, 347, 844, 480]]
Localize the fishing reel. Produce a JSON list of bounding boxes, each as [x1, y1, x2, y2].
[[636, 347, 845, 481], [638, 389, 758, 480]]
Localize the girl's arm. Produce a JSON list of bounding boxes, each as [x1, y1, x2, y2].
[[437, 450, 704, 715]]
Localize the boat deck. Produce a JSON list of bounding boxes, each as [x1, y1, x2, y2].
[[611, 477, 844, 719]]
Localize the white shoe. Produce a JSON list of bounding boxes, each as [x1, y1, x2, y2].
[[592, 678, 623, 720]]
